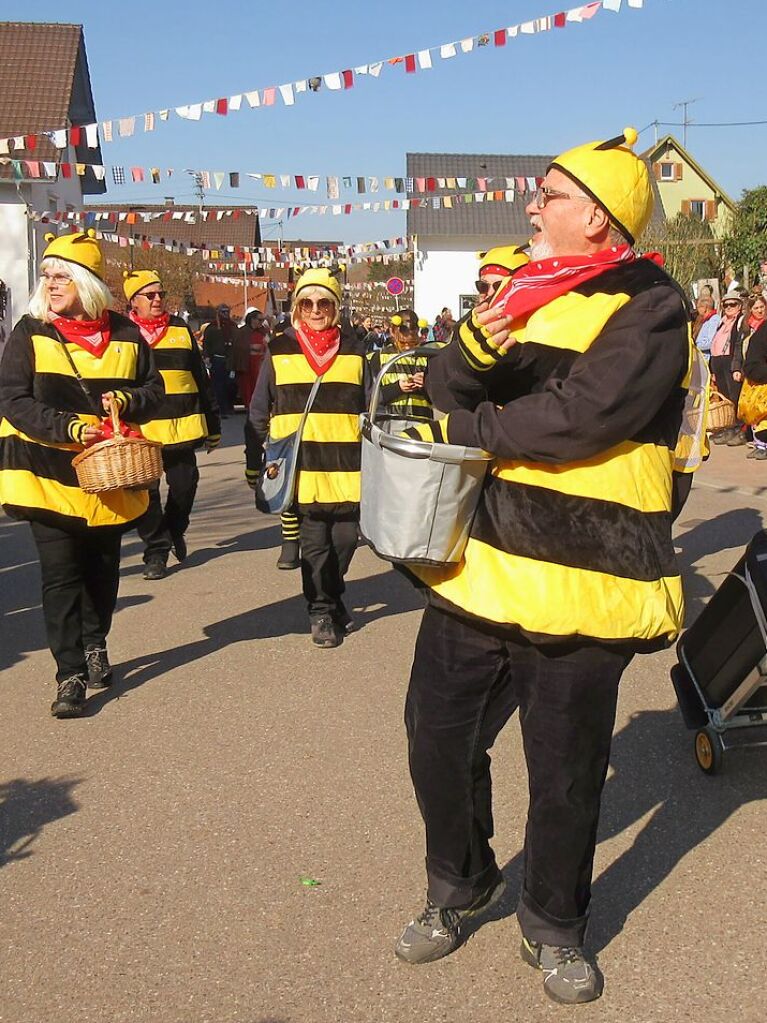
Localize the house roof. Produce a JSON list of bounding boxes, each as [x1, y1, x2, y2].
[[0, 21, 105, 194], [641, 134, 736, 210], [91, 203, 262, 249], [407, 150, 665, 241], [406, 152, 551, 239]]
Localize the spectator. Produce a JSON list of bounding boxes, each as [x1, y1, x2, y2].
[[233, 309, 268, 409], [433, 306, 455, 344], [203, 304, 236, 417], [739, 307, 767, 458], [709, 293, 745, 444], [692, 295, 720, 360]]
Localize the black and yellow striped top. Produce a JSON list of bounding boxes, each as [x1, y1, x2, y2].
[[366, 344, 434, 420], [249, 326, 365, 515], [413, 259, 690, 649], [140, 316, 220, 449], [0, 312, 163, 530]]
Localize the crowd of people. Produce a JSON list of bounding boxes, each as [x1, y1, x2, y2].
[[0, 124, 761, 1008]]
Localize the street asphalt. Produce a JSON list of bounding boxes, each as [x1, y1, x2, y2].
[[2, 419, 767, 1023]]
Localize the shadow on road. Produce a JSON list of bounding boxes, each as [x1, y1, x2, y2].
[[674, 506, 763, 624], [119, 525, 282, 576], [83, 568, 422, 715], [0, 776, 82, 868], [470, 706, 767, 953]]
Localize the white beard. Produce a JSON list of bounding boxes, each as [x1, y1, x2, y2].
[[529, 237, 554, 261]]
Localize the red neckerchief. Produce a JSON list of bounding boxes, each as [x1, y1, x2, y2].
[[295, 321, 341, 375], [748, 315, 765, 332], [129, 310, 170, 346], [493, 245, 663, 321], [51, 312, 111, 357]]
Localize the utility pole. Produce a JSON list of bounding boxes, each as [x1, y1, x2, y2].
[[672, 98, 700, 147]]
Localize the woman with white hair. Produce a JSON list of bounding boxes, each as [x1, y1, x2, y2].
[[248, 268, 365, 648], [0, 231, 163, 718]]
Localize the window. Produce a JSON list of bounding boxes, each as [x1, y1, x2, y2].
[[660, 162, 675, 180], [690, 200, 706, 221]]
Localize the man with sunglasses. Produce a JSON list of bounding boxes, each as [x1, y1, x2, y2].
[[395, 130, 693, 1004], [124, 271, 221, 579]]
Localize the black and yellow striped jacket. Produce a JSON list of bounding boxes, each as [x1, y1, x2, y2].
[[249, 326, 365, 515], [0, 312, 163, 530], [366, 344, 434, 420], [415, 259, 690, 649], [139, 316, 220, 449]]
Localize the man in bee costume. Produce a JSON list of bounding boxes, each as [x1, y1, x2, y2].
[[395, 129, 691, 1004], [123, 271, 221, 579]]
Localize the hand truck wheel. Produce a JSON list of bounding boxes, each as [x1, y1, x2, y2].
[[694, 727, 723, 775]]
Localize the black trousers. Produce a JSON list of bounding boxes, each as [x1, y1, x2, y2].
[[137, 448, 199, 562], [406, 605, 632, 947], [30, 521, 122, 682], [299, 513, 358, 619]]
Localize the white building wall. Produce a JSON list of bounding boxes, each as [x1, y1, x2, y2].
[[0, 150, 86, 355], [414, 233, 523, 323]]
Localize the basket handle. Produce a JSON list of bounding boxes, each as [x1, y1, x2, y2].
[[106, 394, 121, 437]]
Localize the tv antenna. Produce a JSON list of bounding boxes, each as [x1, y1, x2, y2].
[[673, 98, 701, 147]]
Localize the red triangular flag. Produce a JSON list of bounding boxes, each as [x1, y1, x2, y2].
[[494, 29, 507, 46], [554, 12, 566, 27], [405, 54, 416, 73], [344, 204, 352, 214], [70, 126, 82, 146], [295, 175, 306, 189], [426, 177, 436, 192], [25, 134, 37, 150], [342, 69, 354, 89], [60, 163, 72, 178], [216, 98, 228, 115]]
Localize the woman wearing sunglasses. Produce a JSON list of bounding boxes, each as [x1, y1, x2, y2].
[[247, 268, 365, 648], [474, 245, 530, 305]]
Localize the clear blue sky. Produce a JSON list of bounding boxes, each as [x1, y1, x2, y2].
[[5, 0, 766, 244]]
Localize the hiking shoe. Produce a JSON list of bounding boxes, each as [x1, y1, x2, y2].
[[520, 938, 602, 1005], [171, 534, 188, 562], [395, 878, 505, 965], [712, 429, 735, 445], [51, 675, 87, 719], [143, 557, 167, 580], [85, 646, 112, 689], [277, 541, 300, 570], [310, 615, 341, 648], [727, 432, 748, 446]]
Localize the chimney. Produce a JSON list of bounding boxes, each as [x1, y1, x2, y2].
[[164, 196, 175, 208]]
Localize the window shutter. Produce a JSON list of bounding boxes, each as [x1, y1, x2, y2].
[[681, 200, 692, 216], [675, 163, 684, 181], [705, 200, 717, 221], [653, 163, 662, 180]]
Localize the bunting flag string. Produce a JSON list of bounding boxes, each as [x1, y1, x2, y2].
[[0, 0, 645, 152], [5, 158, 543, 197], [27, 181, 542, 231]]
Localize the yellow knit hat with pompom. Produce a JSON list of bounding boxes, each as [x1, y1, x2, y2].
[[43, 229, 104, 279], [548, 127, 652, 244]]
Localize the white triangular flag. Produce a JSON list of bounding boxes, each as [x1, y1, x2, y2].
[[213, 172, 225, 191], [159, 109, 170, 121], [229, 94, 242, 111], [42, 161, 56, 176], [418, 50, 433, 69], [324, 72, 342, 90], [460, 37, 474, 53], [279, 83, 295, 106], [368, 61, 383, 77], [52, 129, 67, 149], [628, 0, 643, 7], [354, 65, 369, 75], [307, 176, 319, 191], [295, 80, 308, 93], [93, 165, 106, 181], [202, 100, 216, 114], [603, 0, 622, 8], [280, 175, 290, 188], [521, 21, 536, 34], [440, 43, 457, 59], [245, 91, 260, 108], [143, 113, 155, 133]]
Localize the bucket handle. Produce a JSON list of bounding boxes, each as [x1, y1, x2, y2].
[[367, 346, 443, 423]]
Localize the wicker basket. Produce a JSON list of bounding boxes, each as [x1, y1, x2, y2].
[[706, 389, 736, 431], [71, 400, 162, 493]]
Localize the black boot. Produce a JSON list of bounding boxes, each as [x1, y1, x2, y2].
[[277, 540, 300, 570], [51, 675, 87, 718], [143, 556, 168, 580], [85, 646, 112, 689]]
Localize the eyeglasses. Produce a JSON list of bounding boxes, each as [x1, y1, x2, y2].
[[41, 272, 74, 286], [533, 185, 595, 209], [298, 298, 334, 314], [139, 290, 166, 301], [723, 300, 741, 308], [475, 280, 491, 295]]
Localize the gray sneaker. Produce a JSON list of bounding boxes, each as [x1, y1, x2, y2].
[[520, 937, 602, 1004], [395, 878, 505, 965]]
